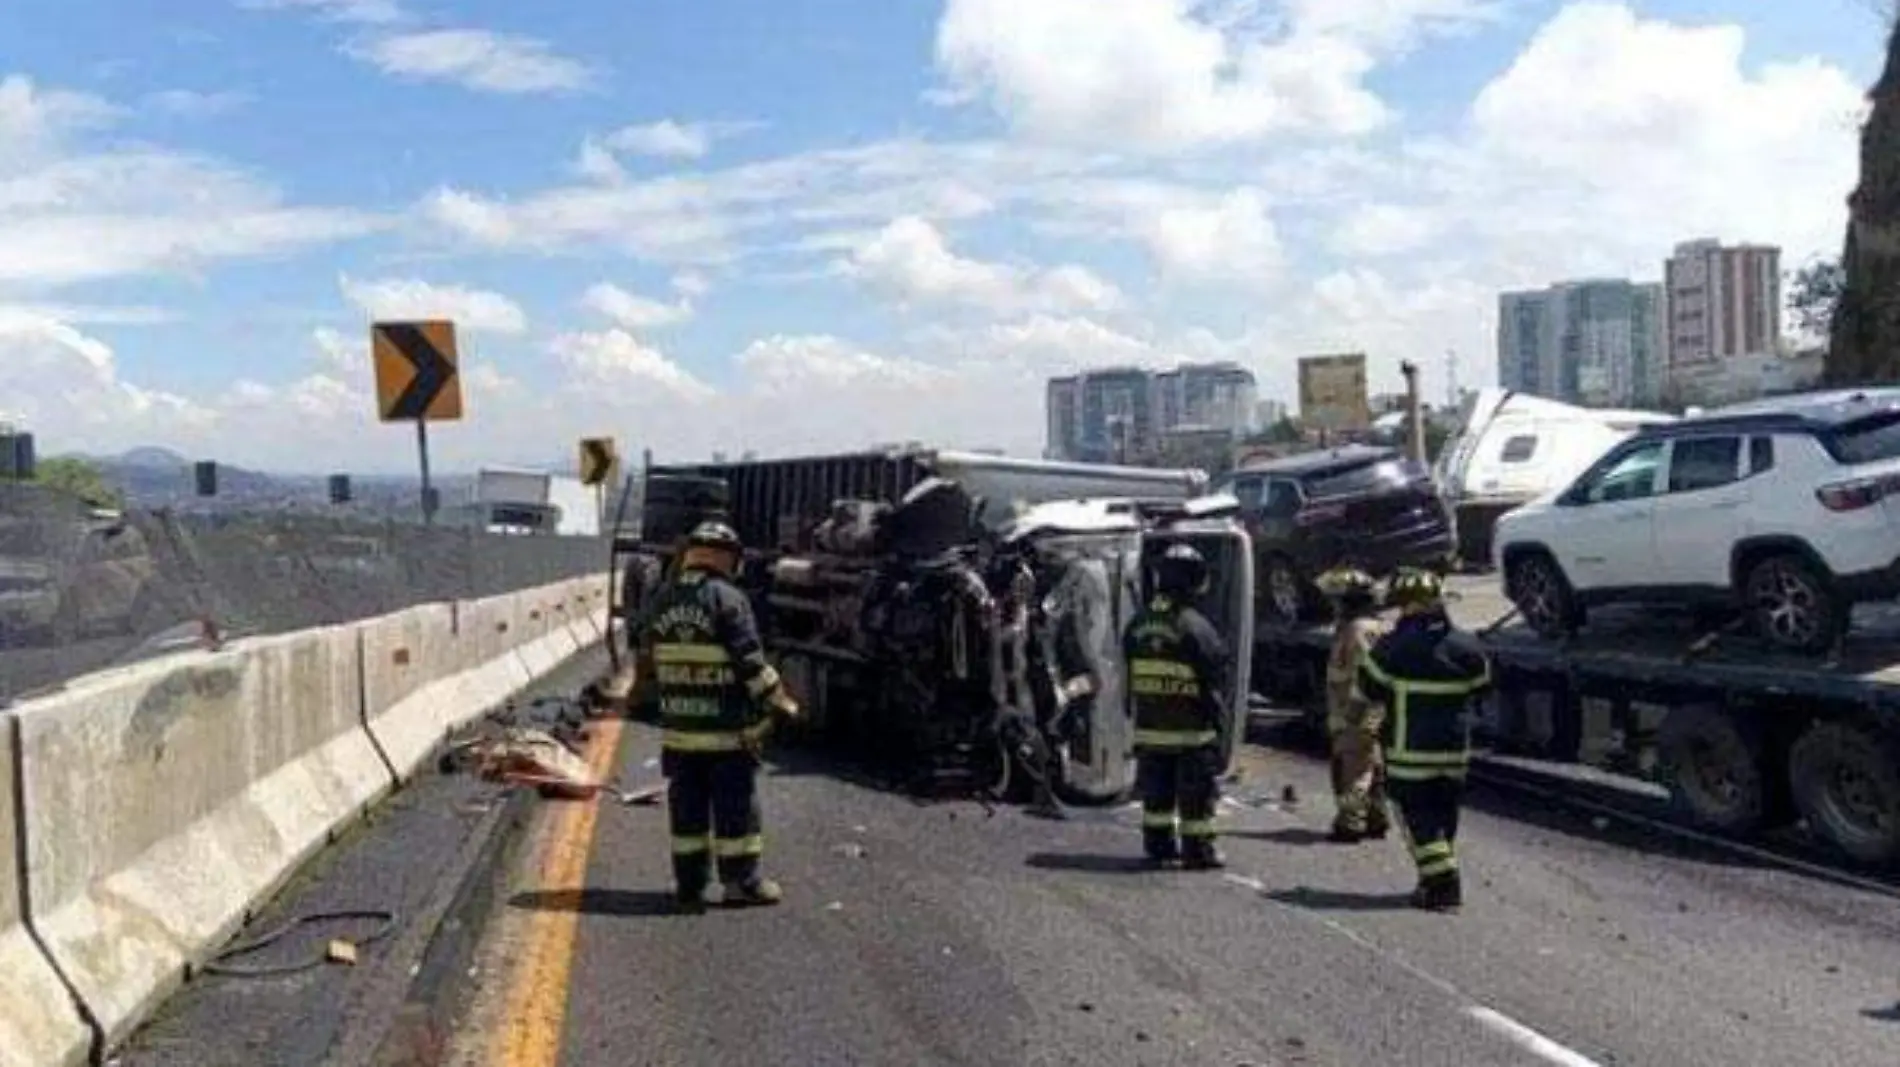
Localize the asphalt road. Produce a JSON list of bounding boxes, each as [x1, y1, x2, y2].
[[445, 722, 1900, 1067], [114, 645, 615, 1067]]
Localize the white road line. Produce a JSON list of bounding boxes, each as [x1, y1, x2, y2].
[[1221, 872, 1609, 1066], [1465, 1007, 1604, 1067]]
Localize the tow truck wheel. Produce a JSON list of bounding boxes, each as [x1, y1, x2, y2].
[[1788, 720, 1900, 868], [1656, 704, 1773, 836]]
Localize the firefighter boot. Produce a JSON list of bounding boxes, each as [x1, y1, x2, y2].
[[1182, 840, 1226, 871], [722, 877, 784, 907], [674, 883, 712, 913], [1410, 872, 1462, 912], [1142, 830, 1179, 868]]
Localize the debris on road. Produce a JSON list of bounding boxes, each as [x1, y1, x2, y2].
[[439, 695, 663, 805]]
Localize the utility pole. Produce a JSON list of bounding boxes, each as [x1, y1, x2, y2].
[[1400, 361, 1426, 464], [1445, 349, 1460, 410]]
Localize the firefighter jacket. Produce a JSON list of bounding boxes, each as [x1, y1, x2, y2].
[[1122, 595, 1229, 751], [640, 566, 785, 754], [1326, 615, 1387, 735], [1356, 609, 1491, 782]]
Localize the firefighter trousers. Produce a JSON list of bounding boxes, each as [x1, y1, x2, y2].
[[1387, 775, 1463, 889], [1328, 728, 1389, 835], [1136, 746, 1219, 861], [664, 749, 764, 893]]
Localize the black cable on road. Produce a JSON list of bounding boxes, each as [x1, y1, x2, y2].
[[201, 909, 400, 979]]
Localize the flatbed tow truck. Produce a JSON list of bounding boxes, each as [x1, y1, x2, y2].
[[1252, 573, 1900, 869]]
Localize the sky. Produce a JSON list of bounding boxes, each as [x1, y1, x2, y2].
[[0, 0, 1886, 474]]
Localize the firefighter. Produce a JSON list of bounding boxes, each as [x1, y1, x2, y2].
[[1356, 568, 1492, 911], [1123, 543, 1230, 870], [641, 520, 801, 910], [1316, 565, 1391, 843]]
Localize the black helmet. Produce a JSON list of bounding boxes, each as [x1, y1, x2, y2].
[[681, 520, 743, 576], [1153, 542, 1208, 596], [685, 520, 742, 552]]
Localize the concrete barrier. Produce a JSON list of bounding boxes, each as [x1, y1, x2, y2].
[[13, 624, 389, 1053], [0, 713, 91, 1067], [359, 603, 466, 782]]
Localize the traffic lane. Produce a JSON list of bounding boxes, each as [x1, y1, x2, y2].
[[459, 726, 1547, 1067], [1226, 740, 1900, 1067]]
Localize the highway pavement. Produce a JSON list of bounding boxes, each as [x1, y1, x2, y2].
[[442, 720, 1900, 1067]]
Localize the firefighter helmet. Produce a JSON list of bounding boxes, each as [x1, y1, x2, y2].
[[1315, 565, 1376, 600], [1153, 542, 1209, 596], [1386, 568, 1445, 613], [681, 520, 743, 575]]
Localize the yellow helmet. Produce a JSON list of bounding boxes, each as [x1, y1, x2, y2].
[[1385, 568, 1445, 613], [1315, 565, 1375, 599]]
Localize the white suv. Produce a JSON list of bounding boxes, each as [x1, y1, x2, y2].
[[1492, 391, 1900, 654]]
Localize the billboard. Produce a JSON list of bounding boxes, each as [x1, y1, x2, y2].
[[1298, 354, 1371, 431]]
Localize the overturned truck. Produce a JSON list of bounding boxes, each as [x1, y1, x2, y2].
[[614, 447, 1253, 804]]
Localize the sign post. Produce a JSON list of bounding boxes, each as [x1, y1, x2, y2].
[[579, 436, 619, 532], [372, 320, 463, 525]]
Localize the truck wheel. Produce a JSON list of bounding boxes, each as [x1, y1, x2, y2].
[[1505, 552, 1578, 639], [1262, 555, 1309, 625], [1742, 552, 1842, 655], [1656, 704, 1772, 836], [1788, 720, 1900, 868]]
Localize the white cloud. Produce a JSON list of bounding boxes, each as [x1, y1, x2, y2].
[[1329, 202, 1441, 258], [0, 310, 214, 448], [338, 273, 532, 332], [242, 0, 406, 24], [841, 215, 1123, 315], [581, 282, 694, 329], [0, 77, 379, 292], [1139, 188, 1282, 282], [602, 120, 722, 159], [338, 275, 529, 335], [549, 329, 713, 400], [144, 89, 251, 118], [346, 29, 596, 94], [574, 138, 626, 183], [930, 0, 1496, 152], [670, 270, 711, 298], [0, 75, 116, 148]]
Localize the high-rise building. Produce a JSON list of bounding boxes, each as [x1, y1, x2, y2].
[[1154, 361, 1258, 436], [1045, 375, 1082, 461], [1664, 238, 1782, 369], [1045, 361, 1258, 462], [1497, 279, 1665, 408]]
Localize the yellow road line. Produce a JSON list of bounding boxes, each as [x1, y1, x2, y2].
[[490, 717, 627, 1067]]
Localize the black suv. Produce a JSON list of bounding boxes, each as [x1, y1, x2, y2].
[[1212, 445, 1457, 624]]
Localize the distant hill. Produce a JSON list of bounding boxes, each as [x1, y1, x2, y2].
[[53, 448, 475, 514]]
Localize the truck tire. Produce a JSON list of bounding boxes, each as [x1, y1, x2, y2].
[[1504, 551, 1579, 639], [1656, 703, 1774, 836], [1788, 720, 1900, 868], [1741, 551, 1843, 655]]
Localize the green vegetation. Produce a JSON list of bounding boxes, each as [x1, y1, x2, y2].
[[33, 457, 123, 509]]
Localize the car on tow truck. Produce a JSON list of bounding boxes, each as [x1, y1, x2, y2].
[[1494, 388, 1900, 655], [1211, 444, 1457, 625]]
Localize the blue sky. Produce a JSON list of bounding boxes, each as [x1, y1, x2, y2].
[[0, 0, 1886, 473]]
